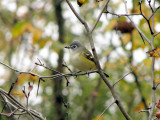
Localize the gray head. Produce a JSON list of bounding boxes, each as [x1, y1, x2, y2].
[[65, 41, 84, 51]]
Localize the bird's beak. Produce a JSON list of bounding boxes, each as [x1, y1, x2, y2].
[[64, 45, 71, 49]]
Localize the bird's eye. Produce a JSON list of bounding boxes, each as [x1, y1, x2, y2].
[[72, 45, 77, 49]]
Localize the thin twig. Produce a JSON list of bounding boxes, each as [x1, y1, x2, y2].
[[147, 0, 154, 13], [153, 32, 160, 37], [139, 1, 153, 35], [104, 11, 141, 16], [113, 69, 135, 87], [123, 0, 151, 45], [138, 109, 150, 113], [0, 88, 45, 120], [97, 100, 116, 120], [148, 6, 160, 20], [66, 0, 85, 25], [155, 83, 160, 89], [0, 62, 19, 72], [35, 58, 62, 74], [91, 0, 110, 33]]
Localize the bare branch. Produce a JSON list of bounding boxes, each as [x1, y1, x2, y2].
[[97, 100, 116, 120], [148, 6, 160, 20], [0, 62, 19, 72], [123, 0, 151, 45], [153, 32, 160, 37], [91, 0, 110, 33], [113, 69, 135, 87], [139, 1, 153, 35], [66, 0, 85, 25], [35, 58, 61, 74], [0, 88, 45, 120], [104, 11, 141, 16], [155, 83, 160, 89], [138, 109, 150, 113]]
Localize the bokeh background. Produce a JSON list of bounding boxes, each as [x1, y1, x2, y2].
[[0, 0, 160, 119]]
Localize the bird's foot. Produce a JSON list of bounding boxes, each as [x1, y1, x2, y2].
[[72, 71, 81, 78]]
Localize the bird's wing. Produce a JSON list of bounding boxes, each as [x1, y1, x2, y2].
[[83, 49, 95, 63]]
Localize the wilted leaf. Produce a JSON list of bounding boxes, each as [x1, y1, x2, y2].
[[11, 89, 25, 97], [28, 82, 33, 93], [146, 47, 160, 57], [113, 21, 134, 33], [17, 73, 39, 85], [134, 102, 144, 112]]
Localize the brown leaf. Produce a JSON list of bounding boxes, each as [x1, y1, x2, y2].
[[113, 21, 134, 33], [146, 47, 160, 57], [28, 82, 33, 93]]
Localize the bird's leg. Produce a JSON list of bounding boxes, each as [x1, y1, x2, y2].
[[86, 69, 92, 77]]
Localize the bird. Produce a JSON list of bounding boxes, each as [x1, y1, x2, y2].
[[77, 0, 86, 7], [65, 40, 109, 77]]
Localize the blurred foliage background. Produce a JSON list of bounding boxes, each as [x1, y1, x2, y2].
[[0, 0, 160, 120]]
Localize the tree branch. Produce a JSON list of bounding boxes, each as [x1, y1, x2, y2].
[[91, 0, 110, 33], [65, 0, 132, 119], [123, 0, 151, 45], [0, 88, 45, 120], [97, 100, 116, 120]]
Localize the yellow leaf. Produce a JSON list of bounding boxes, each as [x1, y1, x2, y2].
[[17, 73, 30, 85], [17, 73, 39, 85], [38, 37, 51, 49], [104, 19, 117, 32], [12, 21, 28, 38], [132, 30, 146, 50], [11, 89, 25, 98], [146, 47, 160, 58], [134, 102, 144, 112], [155, 78, 160, 84], [93, 115, 103, 120], [143, 59, 152, 67], [12, 21, 42, 44], [121, 33, 131, 45]]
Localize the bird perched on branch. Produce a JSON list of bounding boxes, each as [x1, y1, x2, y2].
[[65, 40, 109, 77]]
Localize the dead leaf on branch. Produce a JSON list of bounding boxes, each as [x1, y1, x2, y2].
[[146, 47, 160, 57], [113, 21, 134, 33]]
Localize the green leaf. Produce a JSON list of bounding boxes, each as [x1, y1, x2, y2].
[[12, 21, 28, 38]]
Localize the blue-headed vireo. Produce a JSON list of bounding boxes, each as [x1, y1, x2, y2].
[[65, 40, 109, 77]]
